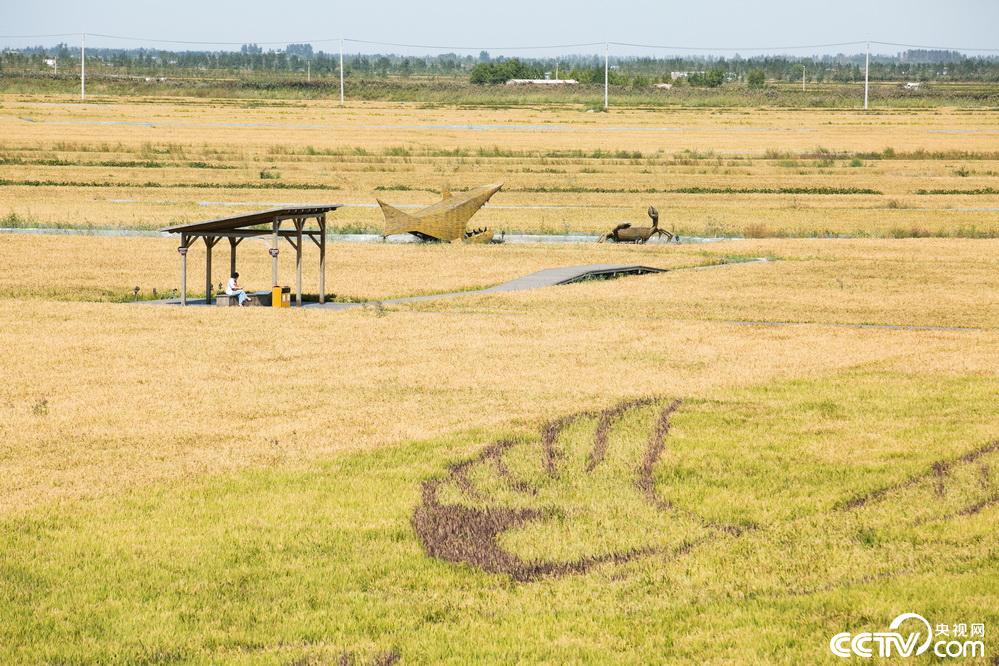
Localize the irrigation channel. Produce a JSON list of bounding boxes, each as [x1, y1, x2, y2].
[[17, 115, 999, 136], [0, 226, 735, 244]]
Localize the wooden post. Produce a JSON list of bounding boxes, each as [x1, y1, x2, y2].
[[229, 236, 238, 277], [270, 219, 280, 287], [204, 236, 214, 304], [319, 214, 326, 304], [295, 218, 303, 306], [178, 234, 189, 306]]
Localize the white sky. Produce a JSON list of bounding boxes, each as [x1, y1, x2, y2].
[[2, 0, 997, 57]]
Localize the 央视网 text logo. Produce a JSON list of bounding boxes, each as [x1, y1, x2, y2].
[[830, 612, 985, 658]]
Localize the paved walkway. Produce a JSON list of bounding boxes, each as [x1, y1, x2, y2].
[[143, 259, 769, 309], [307, 264, 665, 310]]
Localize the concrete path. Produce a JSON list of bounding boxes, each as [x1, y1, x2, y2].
[[307, 264, 665, 310], [141, 259, 768, 309]]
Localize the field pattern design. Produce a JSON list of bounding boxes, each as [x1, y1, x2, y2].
[[414, 397, 762, 582], [414, 398, 693, 581], [414, 397, 999, 589]]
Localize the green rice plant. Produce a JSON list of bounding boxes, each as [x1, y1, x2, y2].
[[0, 212, 36, 228], [0, 178, 339, 190], [915, 187, 999, 195], [0, 369, 993, 662]]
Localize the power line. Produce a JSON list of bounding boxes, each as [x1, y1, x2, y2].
[[1, 32, 998, 55], [871, 40, 999, 53], [2, 32, 604, 51], [86, 32, 341, 46], [610, 40, 868, 52], [344, 38, 605, 52], [0, 33, 79, 39]]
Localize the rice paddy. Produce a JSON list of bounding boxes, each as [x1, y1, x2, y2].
[[0, 91, 996, 663], [1, 95, 998, 239]]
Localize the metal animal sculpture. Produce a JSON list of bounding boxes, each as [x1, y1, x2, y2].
[[378, 182, 502, 243], [597, 206, 677, 244]]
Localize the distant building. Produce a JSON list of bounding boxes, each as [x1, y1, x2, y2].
[[505, 79, 578, 86]]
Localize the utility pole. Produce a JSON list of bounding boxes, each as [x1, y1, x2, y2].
[[864, 42, 870, 110], [603, 43, 609, 110], [80, 32, 86, 100], [339, 38, 345, 106], [307, 60, 310, 83], [802, 65, 806, 92]]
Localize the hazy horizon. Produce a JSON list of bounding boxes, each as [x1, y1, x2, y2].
[[2, 0, 998, 58]]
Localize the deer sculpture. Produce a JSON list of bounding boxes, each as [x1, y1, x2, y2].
[[597, 206, 677, 244]]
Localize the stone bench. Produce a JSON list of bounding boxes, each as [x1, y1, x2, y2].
[[214, 291, 271, 307]]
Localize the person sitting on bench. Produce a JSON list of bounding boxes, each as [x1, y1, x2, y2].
[[225, 272, 249, 306]]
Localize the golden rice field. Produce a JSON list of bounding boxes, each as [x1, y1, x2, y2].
[[0, 93, 997, 663], [1, 94, 998, 238]]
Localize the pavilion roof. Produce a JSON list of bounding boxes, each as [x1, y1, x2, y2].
[[160, 206, 340, 234]]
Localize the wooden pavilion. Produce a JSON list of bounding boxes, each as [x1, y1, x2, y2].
[[161, 206, 339, 306]]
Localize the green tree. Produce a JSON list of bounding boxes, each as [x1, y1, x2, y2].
[[469, 58, 540, 84], [688, 68, 725, 87], [747, 69, 765, 88]]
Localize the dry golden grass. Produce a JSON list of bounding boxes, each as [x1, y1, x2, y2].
[[0, 237, 995, 516], [2, 93, 997, 664], [0, 233, 707, 301], [1, 94, 997, 238], [409, 238, 999, 330], [3, 300, 993, 516]]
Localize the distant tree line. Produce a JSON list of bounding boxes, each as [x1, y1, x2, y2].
[[2, 44, 998, 84]]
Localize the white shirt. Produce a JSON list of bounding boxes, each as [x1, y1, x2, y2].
[[226, 277, 238, 295]]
